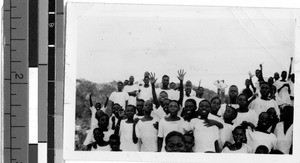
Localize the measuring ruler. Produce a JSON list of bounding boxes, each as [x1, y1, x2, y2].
[[3, 0, 29, 162]]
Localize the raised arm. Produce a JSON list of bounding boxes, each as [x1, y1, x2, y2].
[[288, 57, 293, 80], [259, 64, 265, 82], [249, 72, 256, 93], [177, 69, 186, 106], [132, 118, 139, 144], [149, 72, 159, 108]]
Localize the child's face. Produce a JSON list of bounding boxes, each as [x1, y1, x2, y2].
[[98, 115, 109, 129], [125, 106, 135, 119], [165, 135, 185, 152], [136, 101, 144, 114], [232, 129, 245, 144], [274, 73, 280, 80], [93, 130, 104, 142], [183, 101, 195, 117], [129, 76, 134, 84], [245, 79, 251, 86], [109, 139, 120, 151], [257, 113, 271, 130], [117, 83, 124, 91], [196, 87, 204, 96], [267, 108, 277, 120], [144, 77, 149, 85], [168, 101, 179, 116], [229, 86, 238, 98], [237, 95, 247, 107], [223, 106, 236, 121], [260, 84, 270, 97], [198, 101, 211, 117], [95, 103, 101, 109], [184, 135, 194, 152], [211, 98, 221, 113], [162, 99, 170, 114], [158, 92, 168, 103], [255, 70, 261, 78], [185, 88, 192, 96], [112, 105, 120, 115], [143, 101, 153, 113], [162, 76, 170, 87], [170, 83, 176, 89]]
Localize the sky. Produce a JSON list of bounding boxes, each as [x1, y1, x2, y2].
[[66, 3, 297, 91]]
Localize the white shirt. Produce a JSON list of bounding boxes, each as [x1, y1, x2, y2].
[[136, 118, 159, 152], [275, 81, 292, 106], [222, 143, 252, 153], [83, 129, 114, 146], [274, 122, 293, 154], [158, 117, 189, 151], [90, 144, 111, 151], [248, 98, 280, 118], [124, 84, 139, 106], [189, 118, 220, 152], [119, 120, 139, 151], [137, 85, 152, 101], [109, 91, 129, 109], [233, 109, 258, 126], [219, 123, 235, 148], [246, 129, 277, 153], [90, 106, 98, 129]]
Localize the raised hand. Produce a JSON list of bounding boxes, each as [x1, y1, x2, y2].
[[259, 63, 263, 69], [149, 72, 157, 84], [248, 72, 254, 79], [177, 69, 186, 81], [291, 57, 293, 61]]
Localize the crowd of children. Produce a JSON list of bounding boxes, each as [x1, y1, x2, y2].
[[81, 58, 294, 154]]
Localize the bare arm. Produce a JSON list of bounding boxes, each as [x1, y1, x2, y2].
[[177, 69, 186, 106], [132, 119, 139, 144], [89, 93, 93, 107], [249, 72, 256, 93], [288, 57, 293, 80], [150, 72, 159, 108]]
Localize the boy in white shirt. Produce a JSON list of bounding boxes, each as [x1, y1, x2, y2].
[[108, 81, 129, 112], [124, 76, 139, 106]]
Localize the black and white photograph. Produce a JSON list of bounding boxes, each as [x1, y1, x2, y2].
[[63, 2, 300, 162]]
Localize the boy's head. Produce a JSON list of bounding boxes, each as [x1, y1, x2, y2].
[[169, 82, 176, 90], [185, 87, 192, 96], [274, 72, 280, 80], [95, 102, 102, 110], [96, 112, 109, 130], [162, 75, 170, 88], [281, 71, 287, 80], [117, 81, 124, 91], [237, 93, 248, 108], [143, 100, 153, 114], [136, 99, 145, 115], [124, 80, 129, 86], [255, 69, 262, 78], [260, 83, 270, 97], [93, 128, 104, 142], [143, 76, 150, 86], [183, 99, 197, 117], [165, 131, 186, 152], [223, 105, 237, 122], [129, 76, 134, 85], [125, 105, 136, 119], [210, 97, 221, 115], [267, 77, 274, 86], [112, 103, 121, 116], [185, 80, 192, 88], [162, 99, 171, 114], [228, 85, 238, 99], [168, 100, 180, 116], [267, 108, 277, 121], [255, 145, 269, 154], [109, 134, 121, 151], [245, 79, 251, 86], [257, 112, 271, 131], [232, 126, 246, 144], [184, 131, 195, 152], [196, 87, 204, 97], [198, 100, 211, 118], [158, 91, 168, 103]]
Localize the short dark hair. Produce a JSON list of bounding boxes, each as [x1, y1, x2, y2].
[[185, 99, 197, 109], [126, 104, 136, 112], [199, 99, 211, 107], [184, 131, 194, 141], [162, 75, 169, 79], [165, 131, 185, 145], [109, 134, 120, 143], [210, 96, 221, 103], [95, 110, 109, 121], [137, 99, 145, 103]]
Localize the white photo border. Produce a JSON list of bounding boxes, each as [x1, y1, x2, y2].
[[63, 1, 300, 162]]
